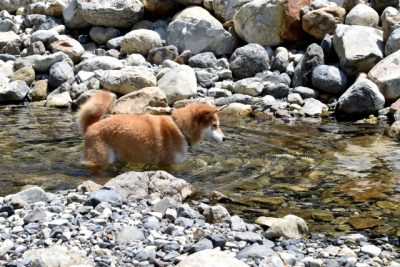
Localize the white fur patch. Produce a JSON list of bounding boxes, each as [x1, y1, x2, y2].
[[107, 147, 118, 164], [174, 143, 189, 163], [203, 126, 225, 142]]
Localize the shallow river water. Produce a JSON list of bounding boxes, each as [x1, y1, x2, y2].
[[1, 104, 400, 240]]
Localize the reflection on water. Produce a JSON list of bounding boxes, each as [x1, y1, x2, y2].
[[1, 104, 400, 238]]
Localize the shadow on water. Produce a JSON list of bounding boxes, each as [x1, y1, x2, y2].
[[1, 104, 400, 239]]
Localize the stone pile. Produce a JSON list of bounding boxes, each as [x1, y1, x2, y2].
[[0, 171, 399, 267], [0, 0, 398, 127]]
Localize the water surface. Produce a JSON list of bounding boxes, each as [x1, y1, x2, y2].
[[1, 104, 399, 239]]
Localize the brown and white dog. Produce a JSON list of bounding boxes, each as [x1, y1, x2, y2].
[[77, 91, 225, 169]]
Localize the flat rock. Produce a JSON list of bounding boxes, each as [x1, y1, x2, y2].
[[104, 171, 192, 202], [75, 56, 123, 72], [111, 86, 168, 114], [101, 67, 157, 95], [14, 52, 70, 73], [349, 217, 380, 229], [64, 0, 144, 28]]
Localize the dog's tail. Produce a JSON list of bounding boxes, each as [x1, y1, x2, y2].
[[77, 91, 115, 133]]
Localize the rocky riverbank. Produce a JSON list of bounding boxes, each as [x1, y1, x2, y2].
[[0, 171, 399, 267], [0, 0, 400, 130]]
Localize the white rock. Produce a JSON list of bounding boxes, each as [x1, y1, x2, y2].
[[121, 29, 162, 56], [157, 65, 197, 105], [345, 3, 379, 27], [167, 6, 236, 56], [101, 67, 157, 95], [361, 244, 382, 257]]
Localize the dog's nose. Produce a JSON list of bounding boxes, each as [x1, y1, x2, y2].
[[222, 136, 226, 141]]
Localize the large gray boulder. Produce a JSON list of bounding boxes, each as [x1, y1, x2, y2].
[[0, 80, 29, 103], [157, 65, 197, 104], [311, 65, 348, 94], [101, 67, 157, 95], [368, 49, 400, 102], [337, 76, 385, 116], [104, 171, 192, 202], [167, 6, 236, 56], [333, 24, 384, 76], [63, 0, 144, 28], [229, 44, 269, 79], [121, 29, 162, 55], [233, 0, 309, 46], [292, 44, 324, 87]]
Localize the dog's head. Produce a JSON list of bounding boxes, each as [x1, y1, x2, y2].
[[194, 104, 225, 142]]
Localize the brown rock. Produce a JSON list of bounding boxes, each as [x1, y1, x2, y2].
[[302, 6, 346, 40], [349, 217, 380, 229], [282, 0, 310, 42], [50, 36, 85, 63], [111, 86, 168, 115], [30, 80, 48, 101], [333, 180, 391, 202], [10, 67, 35, 86], [175, 50, 192, 65], [311, 210, 335, 222]]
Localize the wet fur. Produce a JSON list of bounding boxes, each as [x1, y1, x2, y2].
[[78, 91, 224, 169]]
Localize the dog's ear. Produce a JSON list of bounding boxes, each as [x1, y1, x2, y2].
[[197, 106, 219, 123]]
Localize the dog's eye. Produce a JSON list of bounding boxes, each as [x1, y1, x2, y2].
[[212, 123, 218, 129]]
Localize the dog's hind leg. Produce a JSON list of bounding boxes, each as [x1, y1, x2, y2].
[[83, 135, 109, 170]]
